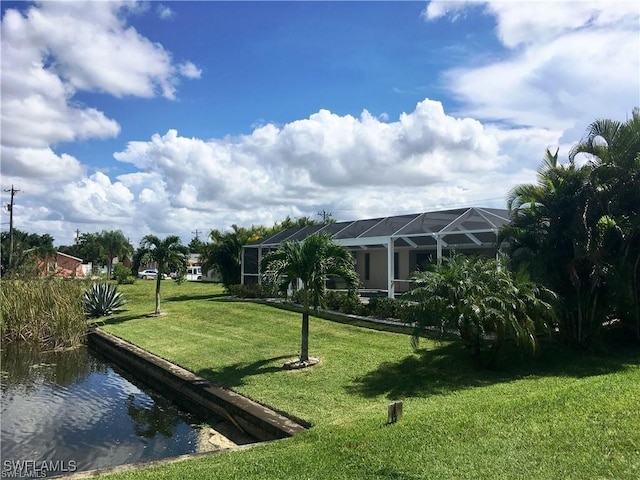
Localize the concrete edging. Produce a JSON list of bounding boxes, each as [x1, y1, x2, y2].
[[87, 327, 306, 442]]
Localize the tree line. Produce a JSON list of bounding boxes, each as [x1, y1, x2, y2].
[[0, 214, 330, 282]]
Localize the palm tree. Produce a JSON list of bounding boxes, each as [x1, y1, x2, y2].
[[503, 109, 640, 346], [139, 235, 188, 315], [201, 227, 244, 287], [569, 108, 640, 340], [99, 230, 132, 279], [261, 233, 359, 365], [501, 147, 606, 347], [406, 255, 556, 362]]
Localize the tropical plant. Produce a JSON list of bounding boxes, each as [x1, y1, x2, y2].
[[404, 255, 556, 363], [99, 230, 132, 279], [201, 228, 244, 287], [83, 282, 127, 318], [261, 233, 359, 364], [503, 109, 640, 347], [502, 146, 606, 348], [139, 235, 188, 315], [569, 108, 640, 341]]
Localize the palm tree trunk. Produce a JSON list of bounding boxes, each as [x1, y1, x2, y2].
[[107, 255, 113, 279], [300, 311, 309, 362], [633, 252, 640, 341], [155, 275, 161, 314]]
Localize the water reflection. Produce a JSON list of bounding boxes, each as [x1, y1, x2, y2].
[[0, 344, 236, 477], [126, 393, 181, 438], [1, 344, 102, 392]]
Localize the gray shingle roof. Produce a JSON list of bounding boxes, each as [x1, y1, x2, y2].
[[247, 207, 510, 248]]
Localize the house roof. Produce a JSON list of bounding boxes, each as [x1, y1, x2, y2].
[[57, 251, 83, 262], [246, 207, 510, 249]]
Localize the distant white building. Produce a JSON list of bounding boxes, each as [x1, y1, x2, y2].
[[187, 254, 221, 282]]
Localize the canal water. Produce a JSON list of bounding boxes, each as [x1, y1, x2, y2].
[[1, 344, 249, 478]]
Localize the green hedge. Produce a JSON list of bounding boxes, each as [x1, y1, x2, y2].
[[226, 283, 278, 299]]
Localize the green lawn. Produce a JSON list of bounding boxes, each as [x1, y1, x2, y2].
[[99, 280, 640, 479]]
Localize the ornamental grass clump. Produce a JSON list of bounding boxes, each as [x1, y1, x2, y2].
[[83, 282, 127, 318], [0, 277, 88, 349]]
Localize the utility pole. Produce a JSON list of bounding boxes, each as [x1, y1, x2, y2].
[[317, 209, 333, 224], [4, 185, 20, 269], [75, 229, 81, 243], [192, 229, 202, 240]]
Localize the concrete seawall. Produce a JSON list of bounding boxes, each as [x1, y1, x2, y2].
[[88, 327, 306, 442]]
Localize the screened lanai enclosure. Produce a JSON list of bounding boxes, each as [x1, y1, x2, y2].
[[241, 207, 511, 298]]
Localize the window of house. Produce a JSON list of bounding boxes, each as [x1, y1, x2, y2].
[[365, 253, 370, 281]]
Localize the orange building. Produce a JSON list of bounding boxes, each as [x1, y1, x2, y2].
[[41, 252, 85, 278]]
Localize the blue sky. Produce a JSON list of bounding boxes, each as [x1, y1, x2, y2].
[[1, 1, 638, 246]]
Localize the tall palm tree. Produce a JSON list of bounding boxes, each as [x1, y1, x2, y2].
[[99, 230, 132, 279], [502, 148, 601, 347], [569, 108, 640, 340], [503, 109, 640, 346], [139, 235, 188, 315], [261, 233, 359, 364]]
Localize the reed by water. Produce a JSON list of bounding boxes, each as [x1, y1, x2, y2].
[[1, 277, 89, 349]]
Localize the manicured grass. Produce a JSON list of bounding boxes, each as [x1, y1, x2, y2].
[[100, 281, 640, 479]]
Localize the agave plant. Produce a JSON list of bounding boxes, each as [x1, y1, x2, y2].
[[83, 282, 127, 318]]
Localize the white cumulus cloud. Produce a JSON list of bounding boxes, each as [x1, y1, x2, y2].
[[425, 1, 640, 131], [109, 99, 547, 243], [0, 0, 201, 181]]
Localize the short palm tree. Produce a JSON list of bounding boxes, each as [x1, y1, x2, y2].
[[261, 233, 359, 364], [139, 235, 188, 315], [405, 255, 556, 362]]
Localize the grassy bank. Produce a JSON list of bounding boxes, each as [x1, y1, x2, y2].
[[0, 277, 88, 349], [100, 281, 640, 479]]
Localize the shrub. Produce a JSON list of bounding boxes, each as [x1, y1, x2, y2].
[[325, 290, 344, 311], [354, 302, 370, 317], [291, 288, 305, 304], [368, 297, 403, 319], [83, 282, 127, 318], [112, 263, 135, 284], [226, 283, 278, 299], [339, 293, 361, 314]]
